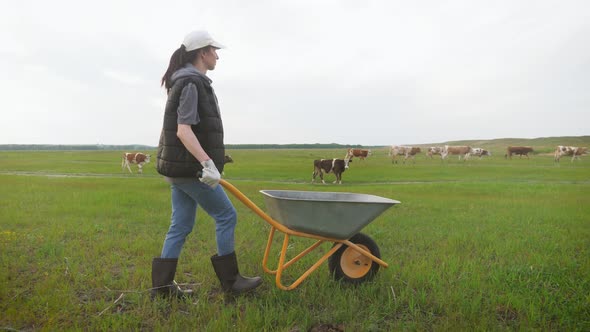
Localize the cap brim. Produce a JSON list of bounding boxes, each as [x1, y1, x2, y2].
[[210, 41, 226, 49]]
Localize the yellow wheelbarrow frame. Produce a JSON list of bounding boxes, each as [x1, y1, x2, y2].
[[220, 179, 389, 290]]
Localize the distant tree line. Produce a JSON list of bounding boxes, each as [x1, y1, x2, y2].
[[0, 143, 383, 151], [226, 143, 372, 149]]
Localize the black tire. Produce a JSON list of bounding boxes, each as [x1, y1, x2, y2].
[[328, 233, 381, 284]]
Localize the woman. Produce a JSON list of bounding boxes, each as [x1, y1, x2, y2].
[[151, 30, 262, 298]]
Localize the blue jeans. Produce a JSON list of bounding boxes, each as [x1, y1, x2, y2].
[[161, 181, 237, 258]]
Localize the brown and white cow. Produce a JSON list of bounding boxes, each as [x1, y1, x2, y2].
[[470, 148, 491, 159], [345, 148, 372, 160], [389, 146, 422, 164], [554, 146, 588, 162], [312, 158, 352, 184], [441, 145, 473, 160], [504, 146, 533, 159], [389, 145, 406, 163], [427, 146, 444, 159], [122, 152, 151, 174]]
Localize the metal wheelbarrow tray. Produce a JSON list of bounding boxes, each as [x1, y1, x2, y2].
[[260, 190, 397, 240], [220, 179, 400, 290]]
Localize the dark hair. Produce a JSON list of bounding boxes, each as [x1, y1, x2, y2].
[[161, 45, 201, 90]]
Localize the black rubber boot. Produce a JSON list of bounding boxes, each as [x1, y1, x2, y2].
[[151, 257, 194, 299], [211, 252, 262, 295]]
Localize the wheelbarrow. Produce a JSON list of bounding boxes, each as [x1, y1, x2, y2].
[[220, 179, 400, 290]]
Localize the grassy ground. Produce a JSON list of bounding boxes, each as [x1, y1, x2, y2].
[[0, 148, 589, 331]]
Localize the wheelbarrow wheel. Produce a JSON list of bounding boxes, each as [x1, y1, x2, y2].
[[328, 233, 381, 284]]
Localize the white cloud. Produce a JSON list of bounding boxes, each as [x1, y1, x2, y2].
[[103, 69, 147, 86]]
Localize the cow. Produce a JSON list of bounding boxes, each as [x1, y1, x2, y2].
[[389, 145, 405, 163], [470, 148, 491, 159], [402, 147, 421, 163], [312, 158, 352, 184], [504, 146, 534, 159], [427, 146, 444, 159], [441, 145, 473, 160], [345, 148, 372, 160], [554, 146, 588, 162], [389, 146, 422, 164], [122, 152, 151, 174]]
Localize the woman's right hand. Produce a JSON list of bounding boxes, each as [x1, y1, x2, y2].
[[199, 159, 221, 189]]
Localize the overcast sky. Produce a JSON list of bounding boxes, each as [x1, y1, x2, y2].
[[1, 0, 588, 146]]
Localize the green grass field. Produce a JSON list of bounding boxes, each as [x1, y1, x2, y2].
[[1, 147, 589, 331]]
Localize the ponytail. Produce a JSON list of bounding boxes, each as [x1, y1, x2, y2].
[[161, 45, 200, 90]]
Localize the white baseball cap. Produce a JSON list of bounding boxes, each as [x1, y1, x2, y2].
[[182, 30, 226, 51]]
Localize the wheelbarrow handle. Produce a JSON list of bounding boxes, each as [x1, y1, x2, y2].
[[220, 179, 291, 233]]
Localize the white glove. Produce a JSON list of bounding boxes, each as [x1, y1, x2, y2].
[[199, 159, 221, 189]]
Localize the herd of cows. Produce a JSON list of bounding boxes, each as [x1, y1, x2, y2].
[[310, 145, 588, 184], [120, 145, 587, 184]]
